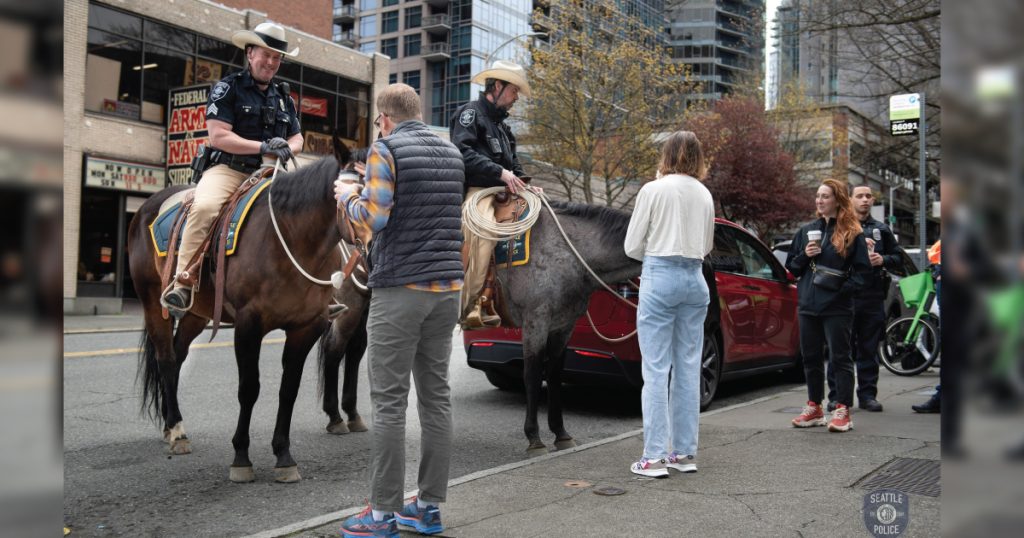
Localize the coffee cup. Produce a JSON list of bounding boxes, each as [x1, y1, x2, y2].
[[807, 230, 822, 246]]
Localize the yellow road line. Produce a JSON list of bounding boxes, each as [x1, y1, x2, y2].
[[63, 337, 286, 359]]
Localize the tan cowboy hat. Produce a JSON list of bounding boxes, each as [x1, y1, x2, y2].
[[471, 60, 531, 97], [232, 22, 299, 57]]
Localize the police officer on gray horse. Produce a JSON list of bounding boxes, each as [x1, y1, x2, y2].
[[162, 21, 302, 314]]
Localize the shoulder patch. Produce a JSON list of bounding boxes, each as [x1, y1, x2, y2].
[[207, 102, 219, 116], [459, 108, 476, 127], [211, 81, 230, 101]]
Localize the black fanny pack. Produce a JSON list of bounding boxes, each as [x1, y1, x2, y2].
[[811, 262, 848, 291]]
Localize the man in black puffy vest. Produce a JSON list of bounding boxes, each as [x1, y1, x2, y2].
[[335, 83, 464, 538], [450, 60, 532, 328]]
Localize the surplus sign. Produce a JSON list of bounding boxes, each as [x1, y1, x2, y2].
[[166, 84, 211, 185]]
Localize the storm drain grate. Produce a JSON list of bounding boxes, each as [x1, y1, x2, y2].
[[856, 457, 940, 497]]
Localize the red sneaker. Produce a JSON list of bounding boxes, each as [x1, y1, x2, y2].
[[828, 404, 853, 432], [792, 401, 826, 428]]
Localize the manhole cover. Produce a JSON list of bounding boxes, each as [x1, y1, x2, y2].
[[593, 486, 626, 496], [776, 407, 805, 414], [564, 480, 591, 488], [856, 458, 940, 497]]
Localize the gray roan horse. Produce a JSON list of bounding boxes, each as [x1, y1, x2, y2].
[[494, 200, 716, 454], [127, 146, 355, 483]]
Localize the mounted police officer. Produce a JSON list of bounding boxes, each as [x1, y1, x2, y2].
[[449, 60, 531, 329], [162, 21, 302, 314]]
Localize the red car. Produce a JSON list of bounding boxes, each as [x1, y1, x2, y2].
[[464, 218, 801, 409]]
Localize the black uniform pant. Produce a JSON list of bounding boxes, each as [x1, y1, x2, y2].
[[827, 298, 886, 404], [800, 313, 854, 407]]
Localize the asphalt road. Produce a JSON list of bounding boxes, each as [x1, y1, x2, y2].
[[63, 326, 800, 537]]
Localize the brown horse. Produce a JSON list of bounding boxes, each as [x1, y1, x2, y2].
[[127, 146, 354, 483], [317, 259, 371, 435]]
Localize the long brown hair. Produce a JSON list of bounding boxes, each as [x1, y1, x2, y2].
[[819, 178, 862, 258], [657, 131, 706, 180]]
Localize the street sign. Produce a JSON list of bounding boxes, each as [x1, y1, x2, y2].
[[889, 93, 920, 137], [888, 214, 896, 225]]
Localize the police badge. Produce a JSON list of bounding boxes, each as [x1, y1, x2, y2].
[[459, 108, 476, 127], [211, 81, 230, 101]]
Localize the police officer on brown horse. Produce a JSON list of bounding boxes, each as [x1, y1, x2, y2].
[[449, 60, 531, 329], [162, 21, 302, 314]]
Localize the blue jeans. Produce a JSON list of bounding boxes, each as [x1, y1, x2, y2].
[[637, 256, 709, 460]]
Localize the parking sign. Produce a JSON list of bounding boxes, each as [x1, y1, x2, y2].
[[889, 94, 920, 137]]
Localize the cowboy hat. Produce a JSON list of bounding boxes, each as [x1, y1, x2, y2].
[[471, 60, 531, 98], [232, 22, 299, 57]]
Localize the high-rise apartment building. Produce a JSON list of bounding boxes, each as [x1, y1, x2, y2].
[[666, 0, 765, 103], [334, 0, 537, 127]]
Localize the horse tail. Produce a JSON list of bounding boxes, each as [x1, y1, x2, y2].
[[316, 319, 335, 401], [135, 328, 162, 424]]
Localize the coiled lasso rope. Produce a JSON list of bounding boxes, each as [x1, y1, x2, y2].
[[463, 187, 638, 343]]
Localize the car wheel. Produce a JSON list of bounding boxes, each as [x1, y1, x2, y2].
[[700, 328, 722, 411], [484, 369, 524, 391]]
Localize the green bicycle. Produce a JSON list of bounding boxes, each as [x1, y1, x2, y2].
[[879, 271, 941, 376]]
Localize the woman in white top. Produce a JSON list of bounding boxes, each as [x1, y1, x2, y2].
[[624, 131, 715, 478]]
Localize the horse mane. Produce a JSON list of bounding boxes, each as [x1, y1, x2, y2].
[[269, 156, 342, 214], [546, 200, 632, 241]]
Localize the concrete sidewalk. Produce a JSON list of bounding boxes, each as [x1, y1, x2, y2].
[[269, 371, 941, 538]]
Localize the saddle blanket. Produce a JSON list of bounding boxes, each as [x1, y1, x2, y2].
[[493, 205, 531, 267], [149, 177, 273, 257]]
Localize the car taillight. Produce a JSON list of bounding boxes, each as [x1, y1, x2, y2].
[[470, 342, 494, 347], [575, 350, 611, 359]]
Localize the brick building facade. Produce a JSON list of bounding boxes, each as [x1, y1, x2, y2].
[[64, 0, 388, 313]]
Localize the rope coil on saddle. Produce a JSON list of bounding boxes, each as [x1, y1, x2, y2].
[[463, 187, 640, 343]]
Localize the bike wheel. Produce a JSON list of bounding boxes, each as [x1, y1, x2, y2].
[[879, 316, 940, 376]]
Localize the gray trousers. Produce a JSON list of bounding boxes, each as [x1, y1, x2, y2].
[[368, 286, 459, 512]]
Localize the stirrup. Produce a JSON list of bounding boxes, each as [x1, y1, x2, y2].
[[160, 282, 194, 318]]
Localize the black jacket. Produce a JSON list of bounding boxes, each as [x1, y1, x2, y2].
[[206, 69, 300, 144], [367, 120, 466, 289], [858, 215, 904, 300], [449, 93, 525, 190], [786, 218, 872, 316]]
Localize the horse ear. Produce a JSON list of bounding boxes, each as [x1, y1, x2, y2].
[[333, 132, 352, 166]]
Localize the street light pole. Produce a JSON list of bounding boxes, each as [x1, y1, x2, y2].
[[484, 31, 548, 66]]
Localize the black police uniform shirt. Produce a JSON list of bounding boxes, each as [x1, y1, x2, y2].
[[205, 69, 300, 149], [449, 92, 525, 190], [858, 215, 904, 300]]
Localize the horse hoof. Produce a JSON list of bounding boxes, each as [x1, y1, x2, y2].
[[554, 438, 577, 451], [326, 420, 350, 435], [526, 444, 548, 457], [162, 428, 171, 443], [229, 465, 255, 483], [169, 437, 192, 455], [347, 417, 368, 433], [274, 465, 302, 483]]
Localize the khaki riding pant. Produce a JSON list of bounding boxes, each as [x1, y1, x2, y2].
[[174, 164, 248, 287], [460, 186, 497, 317]]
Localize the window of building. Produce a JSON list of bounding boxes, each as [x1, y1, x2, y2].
[[382, 11, 399, 33], [389, 73, 397, 84], [383, 0, 399, 5], [402, 69, 420, 91], [381, 37, 398, 58], [360, 0, 377, 9], [403, 33, 421, 56], [405, 6, 422, 29], [360, 15, 377, 38], [359, 41, 377, 54]]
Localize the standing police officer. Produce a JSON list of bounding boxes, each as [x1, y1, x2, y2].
[[162, 22, 302, 314], [826, 185, 905, 412], [449, 60, 531, 328]]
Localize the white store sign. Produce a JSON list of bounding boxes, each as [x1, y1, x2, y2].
[[84, 155, 165, 194]]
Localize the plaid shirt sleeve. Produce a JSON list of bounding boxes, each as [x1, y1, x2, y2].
[[344, 141, 395, 233]]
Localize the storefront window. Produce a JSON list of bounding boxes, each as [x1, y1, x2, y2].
[[300, 86, 335, 155], [142, 45, 190, 123], [85, 28, 143, 120], [336, 96, 370, 148], [144, 19, 194, 53], [198, 36, 241, 65], [77, 191, 120, 296], [88, 3, 141, 38]]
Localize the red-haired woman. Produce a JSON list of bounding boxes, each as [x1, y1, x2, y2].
[[786, 179, 871, 432]]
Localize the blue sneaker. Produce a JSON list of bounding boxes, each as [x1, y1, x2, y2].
[[340, 506, 398, 538], [395, 497, 443, 535]]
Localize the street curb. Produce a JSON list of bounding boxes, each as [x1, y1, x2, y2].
[[245, 389, 789, 538], [64, 327, 144, 335]]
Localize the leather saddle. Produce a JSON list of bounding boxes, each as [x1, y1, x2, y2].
[[474, 190, 529, 328]]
